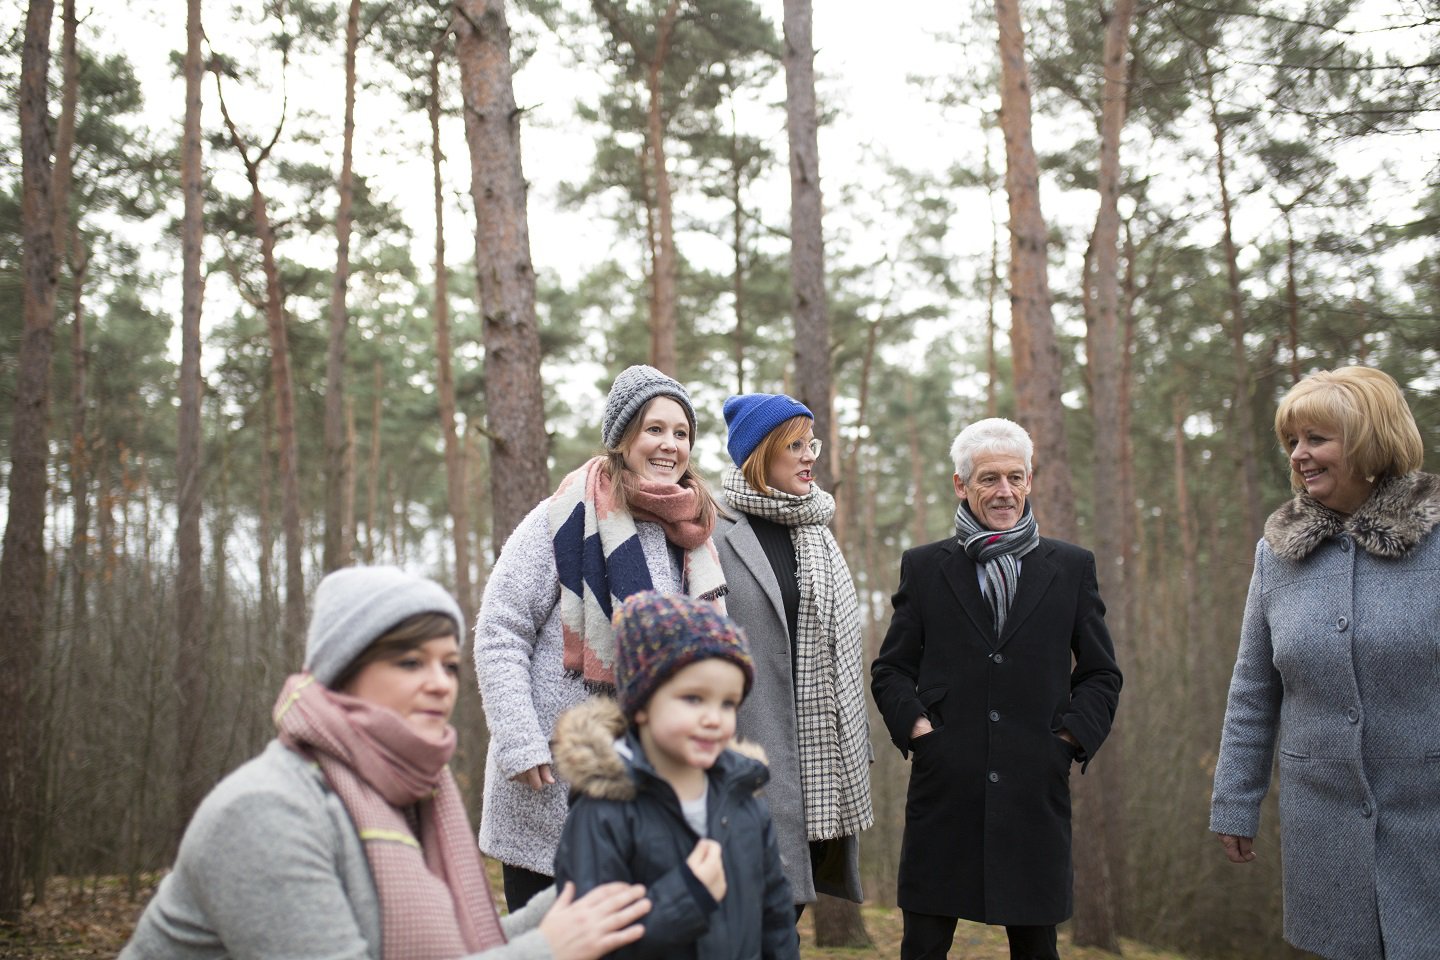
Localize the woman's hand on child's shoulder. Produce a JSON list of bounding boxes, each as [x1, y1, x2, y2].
[[539, 881, 650, 960], [685, 838, 727, 903]]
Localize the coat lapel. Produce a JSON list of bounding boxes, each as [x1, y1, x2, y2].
[[998, 540, 1057, 649], [940, 540, 999, 646], [721, 514, 788, 632]]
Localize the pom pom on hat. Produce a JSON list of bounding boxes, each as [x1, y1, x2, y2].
[[722, 393, 813, 466], [305, 566, 464, 687], [614, 591, 754, 720], [602, 365, 697, 450]]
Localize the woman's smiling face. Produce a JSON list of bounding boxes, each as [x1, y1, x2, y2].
[[1285, 422, 1374, 514], [622, 397, 691, 484]]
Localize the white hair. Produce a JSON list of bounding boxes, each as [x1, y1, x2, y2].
[[950, 418, 1033, 483]]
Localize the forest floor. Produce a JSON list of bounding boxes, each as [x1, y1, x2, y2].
[[0, 872, 1194, 960]]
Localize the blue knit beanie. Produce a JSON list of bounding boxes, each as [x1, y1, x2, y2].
[[614, 591, 755, 720], [304, 566, 464, 687], [723, 393, 813, 466], [601, 365, 697, 450]]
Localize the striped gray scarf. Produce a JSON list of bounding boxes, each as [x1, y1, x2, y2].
[[954, 501, 1040, 636], [722, 467, 874, 841]]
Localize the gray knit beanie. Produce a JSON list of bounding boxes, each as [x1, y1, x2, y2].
[[601, 364, 697, 450], [304, 565, 465, 687]]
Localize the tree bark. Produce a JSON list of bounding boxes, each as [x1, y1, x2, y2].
[[432, 35, 474, 626], [175, 0, 209, 833], [645, 0, 681, 374], [1, 0, 58, 920], [783, 0, 835, 497], [1073, 2, 1135, 947], [366, 357, 383, 564], [1205, 69, 1265, 546], [455, 0, 551, 551], [994, 0, 1076, 541], [215, 73, 306, 658], [324, 0, 361, 572]]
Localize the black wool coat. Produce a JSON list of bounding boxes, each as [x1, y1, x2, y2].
[[870, 535, 1122, 925]]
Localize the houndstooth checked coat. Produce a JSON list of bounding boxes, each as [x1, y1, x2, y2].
[[714, 511, 868, 905], [1211, 472, 1440, 960]]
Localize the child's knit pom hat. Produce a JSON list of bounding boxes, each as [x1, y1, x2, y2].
[[614, 591, 755, 720]]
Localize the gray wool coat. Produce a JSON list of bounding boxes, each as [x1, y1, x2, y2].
[[474, 498, 680, 875], [713, 511, 865, 904], [122, 741, 555, 960], [1211, 472, 1440, 960]]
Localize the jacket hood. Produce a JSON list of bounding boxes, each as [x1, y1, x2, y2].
[[1264, 471, 1440, 561], [552, 698, 768, 802]]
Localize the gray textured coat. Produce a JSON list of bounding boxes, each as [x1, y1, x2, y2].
[[474, 499, 680, 874], [122, 741, 554, 960], [1211, 472, 1440, 960], [713, 511, 864, 904]]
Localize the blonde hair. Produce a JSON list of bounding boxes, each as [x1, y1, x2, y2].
[[740, 415, 814, 496], [1274, 366, 1423, 492], [603, 398, 718, 529]]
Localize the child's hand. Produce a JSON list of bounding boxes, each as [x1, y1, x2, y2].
[[685, 838, 727, 902]]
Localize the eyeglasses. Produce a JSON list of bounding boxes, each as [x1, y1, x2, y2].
[[786, 438, 822, 458]]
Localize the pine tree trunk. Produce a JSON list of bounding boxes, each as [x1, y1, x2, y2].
[[324, 0, 360, 573], [783, 0, 835, 497], [1205, 69, 1265, 546], [366, 358, 383, 564], [994, 0, 1076, 541], [175, 0, 209, 834], [644, 0, 681, 375], [813, 893, 872, 948], [455, 0, 550, 550], [432, 38, 474, 627], [1, 0, 58, 920], [730, 123, 746, 395], [215, 80, 306, 658], [1072, 4, 1134, 949]]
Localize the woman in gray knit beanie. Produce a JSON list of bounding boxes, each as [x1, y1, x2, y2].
[[123, 565, 650, 960], [474, 364, 729, 912]]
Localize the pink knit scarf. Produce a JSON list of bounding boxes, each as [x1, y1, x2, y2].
[[273, 674, 506, 958]]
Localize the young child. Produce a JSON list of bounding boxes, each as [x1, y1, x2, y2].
[[552, 591, 798, 960]]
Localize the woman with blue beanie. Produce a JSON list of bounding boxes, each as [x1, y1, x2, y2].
[[474, 365, 727, 913], [122, 565, 650, 960], [712, 393, 873, 917]]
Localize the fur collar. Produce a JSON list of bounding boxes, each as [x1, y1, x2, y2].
[[1264, 472, 1440, 561], [551, 698, 768, 802]]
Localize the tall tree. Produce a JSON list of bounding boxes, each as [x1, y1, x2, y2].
[[592, 0, 684, 374], [324, 0, 362, 572], [994, 0, 1077, 541], [782, 0, 835, 497], [0, 0, 58, 921], [455, 0, 550, 549], [175, 0, 209, 831], [430, 27, 474, 624], [214, 59, 307, 656], [1075, 3, 1135, 948]]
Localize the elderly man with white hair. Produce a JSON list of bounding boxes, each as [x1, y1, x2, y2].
[[871, 418, 1122, 960]]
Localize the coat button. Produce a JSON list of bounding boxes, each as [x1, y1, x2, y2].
[[989, 710, 1000, 722], [721, 816, 729, 828], [991, 653, 1005, 664], [1337, 616, 1349, 631], [1361, 802, 1372, 818], [988, 771, 999, 783], [1339, 536, 1351, 552], [1347, 707, 1359, 724]]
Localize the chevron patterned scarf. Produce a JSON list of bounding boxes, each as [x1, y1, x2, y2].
[[550, 457, 726, 691]]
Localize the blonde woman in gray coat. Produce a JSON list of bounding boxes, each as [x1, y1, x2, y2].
[[1211, 366, 1439, 960], [474, 366, 726, 913], [712, 393, 873, 918]]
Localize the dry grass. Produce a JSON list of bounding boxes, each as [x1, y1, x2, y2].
[[0, 873, 1195, 960]]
